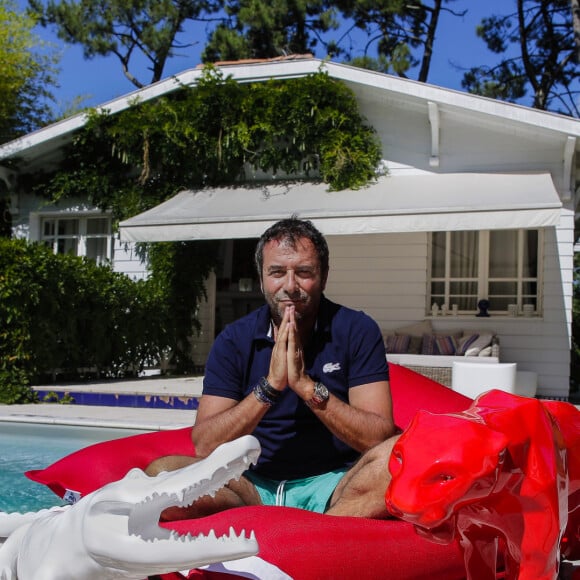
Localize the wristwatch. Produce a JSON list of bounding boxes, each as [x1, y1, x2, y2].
[[307, 382, 329, 409]]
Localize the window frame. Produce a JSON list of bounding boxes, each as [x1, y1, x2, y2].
[[36, 212, 113, 265], [427, 229, 544, 316]]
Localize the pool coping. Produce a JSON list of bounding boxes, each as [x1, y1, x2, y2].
[[31, 375, 204, 397], [0, 377, 201, 431], [0, 404, 196, 431], [0, 412, 191, 431]]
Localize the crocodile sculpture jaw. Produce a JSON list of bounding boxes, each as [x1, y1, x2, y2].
[[0, 435, 260, 579]]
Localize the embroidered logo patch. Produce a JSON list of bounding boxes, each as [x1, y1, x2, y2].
[[63, 489, 82, 505], [323, 362, 341, 373]]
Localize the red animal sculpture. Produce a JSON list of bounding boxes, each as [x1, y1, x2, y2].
[[385, 389, 580, 580]]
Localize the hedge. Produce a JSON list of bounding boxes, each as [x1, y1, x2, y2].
[[0, 238, 170, 403]]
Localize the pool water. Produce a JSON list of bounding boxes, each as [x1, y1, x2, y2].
[[0, 422, 148, 513]]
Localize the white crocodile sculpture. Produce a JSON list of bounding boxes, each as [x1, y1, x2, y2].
[[0, 435, 261, 580]]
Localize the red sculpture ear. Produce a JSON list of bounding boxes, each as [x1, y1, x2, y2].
[[479, 429, 510, 474]]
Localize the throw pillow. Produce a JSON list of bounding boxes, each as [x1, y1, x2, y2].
[[434, 335, 458, 356], [394, 321, 433, 354], [421, 334, 437, 355], [464, 333, 494, 357], [407, 335, 423, 354], [386, 334, 411, 354], [456, 334, 480, 356]]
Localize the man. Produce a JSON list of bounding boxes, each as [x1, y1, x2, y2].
[[150, 217, 397, 518]]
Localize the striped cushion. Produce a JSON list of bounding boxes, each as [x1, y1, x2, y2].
[[456, 333, 480, 355], [434, 335, 458, 355], [421, 334, 437, 355], [386, 334, 411, 354]]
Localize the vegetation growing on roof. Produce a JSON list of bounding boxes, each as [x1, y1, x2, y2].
[[29, 67, 383, 221]]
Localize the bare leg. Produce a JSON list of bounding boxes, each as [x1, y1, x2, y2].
[[325, 435, 400, 518], [146, 454, 198, 477], [146, 455, 263, 521]]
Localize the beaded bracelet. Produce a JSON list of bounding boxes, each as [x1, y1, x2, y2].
[[253, 376, 281, 406]]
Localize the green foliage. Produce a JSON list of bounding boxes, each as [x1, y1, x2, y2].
[[29, 0, 220, 88], [29, 0, 458, 96], [0, 368, 37, 404], [202, 0, 339, 62], [462, 0, 579, 116], [0, 197, 11, 238], [42, 391, 75, 403], [146, 241, 220, 372], [201, 0, 455, 83], [0, 238, 180, 402], [0, 0, 58, 143], [31, 69, 382, 220], [335, 0, 451, 82]]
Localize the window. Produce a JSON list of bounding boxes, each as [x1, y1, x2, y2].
[[429, 229, 542, 315], [41, 215, 112, 265]]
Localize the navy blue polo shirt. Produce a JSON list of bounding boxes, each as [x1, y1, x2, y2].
[[203, 295, 389, 479]]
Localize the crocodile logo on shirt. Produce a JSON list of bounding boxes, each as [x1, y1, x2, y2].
[[323, 362, 341, 373]]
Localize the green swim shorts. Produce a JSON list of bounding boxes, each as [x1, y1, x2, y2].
[[244, 468, 349, 513]]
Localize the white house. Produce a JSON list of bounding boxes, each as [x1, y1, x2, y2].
[[1, 56, 579, 399]]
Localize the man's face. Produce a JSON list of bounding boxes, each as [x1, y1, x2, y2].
[[261, 237, 327, 328]]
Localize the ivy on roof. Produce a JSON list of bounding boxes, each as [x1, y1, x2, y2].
[[28, 67, 383, 221]]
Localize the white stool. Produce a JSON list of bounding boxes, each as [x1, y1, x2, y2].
[[452, 362, 517, 399]]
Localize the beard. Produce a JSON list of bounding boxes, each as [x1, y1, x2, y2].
[[264, 290, 313, 327]]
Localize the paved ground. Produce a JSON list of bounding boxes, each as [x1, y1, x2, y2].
[[0, 376, 202, 431]]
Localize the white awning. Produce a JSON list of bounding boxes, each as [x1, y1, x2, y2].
[[119, 172, 562, 242]]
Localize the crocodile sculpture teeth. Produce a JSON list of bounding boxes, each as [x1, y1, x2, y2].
[[0, 435, 261, 580]]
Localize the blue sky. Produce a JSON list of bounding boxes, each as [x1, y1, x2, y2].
[[26, 0, 510, 110]]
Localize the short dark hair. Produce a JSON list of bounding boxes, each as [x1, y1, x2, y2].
[[255, 216, 329, 279]]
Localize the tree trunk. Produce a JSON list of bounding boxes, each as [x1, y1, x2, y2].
[[418, 0, 443, 83], [572, 0, 580, 63]]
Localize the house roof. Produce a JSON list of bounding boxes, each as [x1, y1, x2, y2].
[[1, 56, 579, 173]]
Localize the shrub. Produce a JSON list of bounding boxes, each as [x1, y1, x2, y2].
[[0, 238, 172, 401]]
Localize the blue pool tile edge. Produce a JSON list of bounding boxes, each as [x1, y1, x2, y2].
[[34, 390, 199, 410]]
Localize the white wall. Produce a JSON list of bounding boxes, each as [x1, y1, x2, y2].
[[191, 272, 216, 367], [324, 226, 572, 400], [112, 237, 148, 280], [324, 232, 429, 327]]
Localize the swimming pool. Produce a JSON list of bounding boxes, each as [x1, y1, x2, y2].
[[0, 422, 149, 513]]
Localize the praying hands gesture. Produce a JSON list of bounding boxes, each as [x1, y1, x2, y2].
[[267, 305, 317, 402]]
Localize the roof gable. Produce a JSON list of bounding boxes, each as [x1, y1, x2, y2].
[[1, 56, 579, 169]]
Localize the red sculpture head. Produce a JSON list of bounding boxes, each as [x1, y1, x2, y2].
[[384, 391, 580, 580], [385, 410, 509, 529]]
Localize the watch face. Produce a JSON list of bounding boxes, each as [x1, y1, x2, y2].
[[314, 382, 329, 403], [307, 382, 329, 408]]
